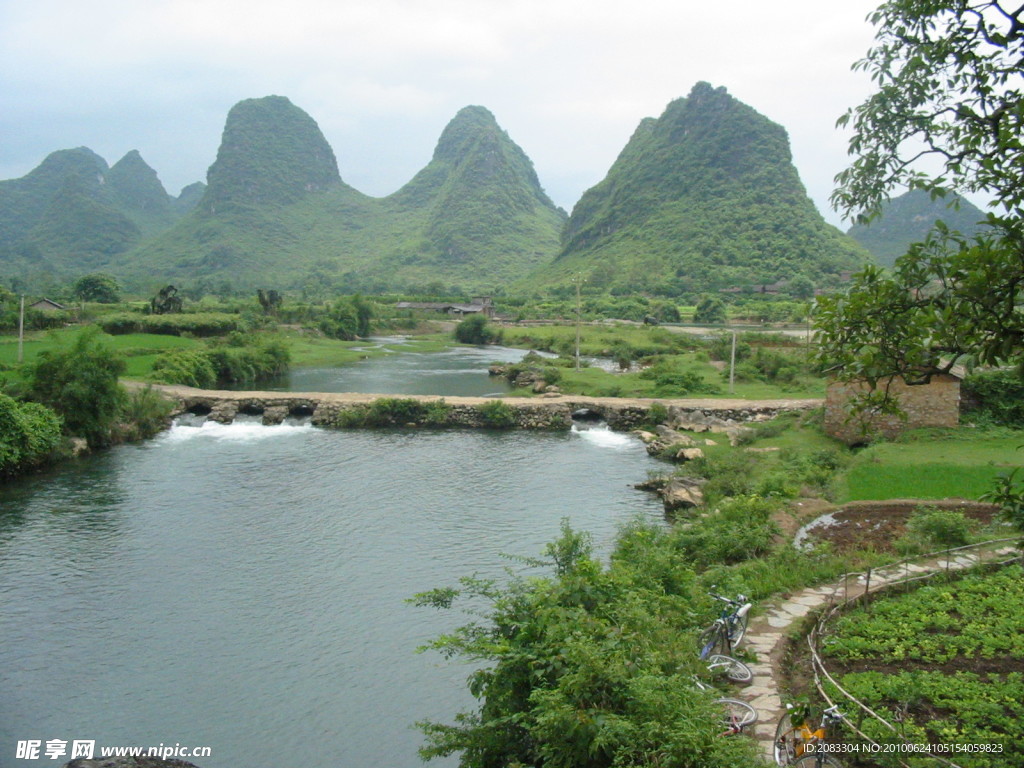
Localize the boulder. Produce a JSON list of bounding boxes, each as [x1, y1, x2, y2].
[[262, 405, 289, 425], [675, 447, 705, 462], [661, 476, 706, 511]]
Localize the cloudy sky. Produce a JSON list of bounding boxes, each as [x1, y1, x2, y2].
[[0, 0, 884, 226]]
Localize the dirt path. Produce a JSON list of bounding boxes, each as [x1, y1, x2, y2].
[[732, 541, 1020, 763]]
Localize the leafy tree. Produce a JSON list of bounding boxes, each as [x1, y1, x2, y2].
[[787, 274, 815, 300], [257, 288, 283, 315], [351, 294, 374, 338], [818, 0, 1024, 390], [454, 314, 499, 345], [72, 273, 121, 303], [150, 284, 183, 314], [411, 522, 758, 768], [28, 327, 126, 447], [693, 295, 727, 325]]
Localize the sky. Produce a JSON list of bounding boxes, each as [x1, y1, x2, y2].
[[0, 0, 885, 227]]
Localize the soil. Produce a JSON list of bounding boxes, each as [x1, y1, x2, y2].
[[797, 499, 1000, 554]]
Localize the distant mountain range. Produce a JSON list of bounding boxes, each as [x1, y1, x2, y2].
[[0, 84, 872, 296], [0, 147, 202, 277], [846, 189, 990, 268]]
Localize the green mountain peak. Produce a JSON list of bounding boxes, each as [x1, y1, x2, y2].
[[201, 95, 343, 213], [529, 82, 869, 294], [847, 189, 989, 267]]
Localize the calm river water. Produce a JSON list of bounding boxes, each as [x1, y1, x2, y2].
[[0, 414, 664, 767], [258, 340, 540, 396]]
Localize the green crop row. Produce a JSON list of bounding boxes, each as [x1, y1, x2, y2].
[[822, 565, 1024, 664], [826, 670, 1024, 767]]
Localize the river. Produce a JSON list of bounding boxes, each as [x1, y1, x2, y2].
[[255, 340, 542, 396], [0, 408, 664, 766]]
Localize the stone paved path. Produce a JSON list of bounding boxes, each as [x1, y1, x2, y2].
[[727, 543, 1020, 764]]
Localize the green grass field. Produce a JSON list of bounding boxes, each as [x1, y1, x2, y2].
[[833, 428, 1024, 502]]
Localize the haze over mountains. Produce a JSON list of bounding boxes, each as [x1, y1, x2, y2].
[[1, 83, 875, 296]]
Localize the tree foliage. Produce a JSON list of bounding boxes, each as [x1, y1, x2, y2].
[[72, 272, 121, 303], [27, 327, 126, 447], [411, 521, 758, 768], [0, 393, 62, 477], [318, 295, 373, 340], [693, 295, 727, 325], [818, 0, 1024, 387], [454, 314, 500, 345]]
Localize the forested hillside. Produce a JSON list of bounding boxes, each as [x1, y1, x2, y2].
[[523, 82, 870, 295]]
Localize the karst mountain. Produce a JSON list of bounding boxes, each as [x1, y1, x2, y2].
[[0, 85, 872, 294]]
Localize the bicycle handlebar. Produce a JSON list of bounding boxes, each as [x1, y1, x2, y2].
[[710, 592, 748, 606]]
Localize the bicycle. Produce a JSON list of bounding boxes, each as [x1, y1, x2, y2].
[[705, 653, 753, 683], [774, 703, 845, 767], [698, 590, 752, 659], [693, 676, 758, 736]]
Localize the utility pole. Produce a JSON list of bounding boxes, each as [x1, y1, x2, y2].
[[574, 275, 582, 371], [729, 329, 737, 394], [17, 294, 25, 364]]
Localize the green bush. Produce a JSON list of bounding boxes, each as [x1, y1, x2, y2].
[[962, 369, 1024, 426], [151, 349, 217, 388], [454, 314, 500, 345], [119, 386, 174, 441], [0, 393, 63, 477], [100, 312, 240, 337], [478, 399, 517, 428], [27, 327, 126, 447], [206, 334, 290, 386], [669, 495, 781, 567], [334, 398, 452, 428], [905, 506, 974, 550]]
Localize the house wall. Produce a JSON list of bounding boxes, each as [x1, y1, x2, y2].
[[824, 375, 960, 444]]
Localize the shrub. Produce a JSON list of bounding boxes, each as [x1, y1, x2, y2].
[[962, 369, 1024, 426], [205, 335, 290, 386], [454, 314, 500, 345], [151, 349, 217, 388], [478, 399, 518, 428], [100, 312, 239, 337], [905, 506, 974, 550], [670, 495, 781, 567], [27, 327, 126, 447], [693, 295, 727, 324], [119, 386, 174, 441], [334, 398, 452, 428], [0, 394, 63, 477]]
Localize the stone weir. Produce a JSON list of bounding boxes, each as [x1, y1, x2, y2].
[[147, 384, 822, 432]]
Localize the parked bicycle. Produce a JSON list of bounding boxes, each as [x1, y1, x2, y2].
[[693, 676, 758, 736], [705, 653, 753, 683], [699, 590, 752, 658], [774, 703, 845, 767]]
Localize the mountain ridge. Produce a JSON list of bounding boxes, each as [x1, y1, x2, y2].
[[524, 82, 870, 295], [846, 189, 990, 268], [2, 86, 871, 296]]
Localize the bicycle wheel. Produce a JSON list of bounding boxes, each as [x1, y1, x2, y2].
[[714, 697, 757, 731], [728, 610, 749, 646], [792, 754, 843, 768], [773, 711, 801, 766], [706, 654, 752, 683]]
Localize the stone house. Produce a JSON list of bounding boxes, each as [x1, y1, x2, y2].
[[28, 298, 67, 312], [824, 373, 961, 444]]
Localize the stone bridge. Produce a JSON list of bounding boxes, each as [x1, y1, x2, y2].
[[145, 383, 822, 431]]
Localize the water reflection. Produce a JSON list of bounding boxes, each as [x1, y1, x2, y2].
[[0, 422, 663, 768], [250, 342, 547, 396]]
